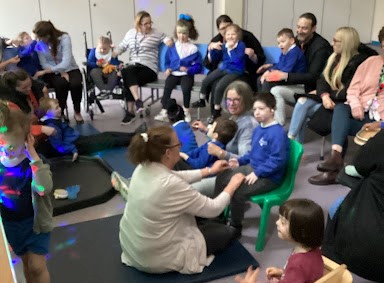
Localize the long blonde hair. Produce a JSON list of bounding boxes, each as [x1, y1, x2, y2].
[[323, 27, 360, 93]]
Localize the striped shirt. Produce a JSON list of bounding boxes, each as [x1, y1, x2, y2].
[[116, 28, 170, 73]]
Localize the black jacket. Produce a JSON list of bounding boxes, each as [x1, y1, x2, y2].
[[288, 33, 332, 92]]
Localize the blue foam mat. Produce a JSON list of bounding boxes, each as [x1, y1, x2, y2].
[[48, 215, 259, 283]]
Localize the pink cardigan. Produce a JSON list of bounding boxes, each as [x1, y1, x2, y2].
[[347, 55, 384, 120]]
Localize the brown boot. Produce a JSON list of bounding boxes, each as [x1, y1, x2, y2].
[[308, 171, 339, 186], [317, 150, 344, 172]]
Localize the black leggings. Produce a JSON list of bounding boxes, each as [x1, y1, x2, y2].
[[37, 132, 134, 158], [197, 218, 236, 255], [43, 69, 83, 114], [121, 64, 157, 102], [162, 74, 194, 108]]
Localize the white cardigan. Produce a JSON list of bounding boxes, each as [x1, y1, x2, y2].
[[119, 162, 230, 274]]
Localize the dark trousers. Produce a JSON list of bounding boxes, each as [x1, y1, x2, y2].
[[162, 74, 194, 108], [37, 132, 134, 158], [331, 103, 373, 148], [214, 165, 278, 227], [197, 218, 236, 255], [121, 64, 157, 101], [43, 69, 83, 113], [200, 69, 240, 105]]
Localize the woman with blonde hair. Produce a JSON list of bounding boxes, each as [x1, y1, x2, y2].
[[288, 27, 376, 144]]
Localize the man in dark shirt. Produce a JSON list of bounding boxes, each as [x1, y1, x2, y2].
[[267, 13, 332, 125]]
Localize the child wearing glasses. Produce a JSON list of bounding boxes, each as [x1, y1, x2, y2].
[[154, 14, 202, 123]]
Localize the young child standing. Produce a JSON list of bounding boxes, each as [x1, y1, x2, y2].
[[234, 199, 324, 283], [0, 101, 53, 283], [257, 28, 306, 91], [37, 97, 144, 161], [87, 36, 121, 95], [214, 92, 290, 236], [154, 14, 202, 123], [179, 117, 238, 169], [193, 24, 246, 122]]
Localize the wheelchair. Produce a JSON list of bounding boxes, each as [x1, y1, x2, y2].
[[81, 31, 127, 120]]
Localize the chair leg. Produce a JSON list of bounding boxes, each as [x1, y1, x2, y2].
[[255, 202, 272, 252], [320, 136, 325, 160]]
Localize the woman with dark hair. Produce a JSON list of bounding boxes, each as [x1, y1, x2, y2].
[[119, 125, 245, 274], [192, 14, 265, 122], [33, 20, 84, 124]]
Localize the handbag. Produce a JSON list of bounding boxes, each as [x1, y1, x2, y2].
[[307, 105, 333, 136]]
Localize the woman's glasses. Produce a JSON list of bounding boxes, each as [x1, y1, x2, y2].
[[166, 142, 182, 149], [226, 98, 241, 105]]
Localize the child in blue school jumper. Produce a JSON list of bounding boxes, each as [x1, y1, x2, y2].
[[87, 36, 121, 95], [179, 117, 237, 169], [257, 28, 306, 91], [214, 92, 290, 235], [37, 97, 143, 161], [167, 99, 198, 153], [194, 24, 247, 122], [0, 100, 53, 282], [154, 14, 202, 123], [15, 32, 42, 77]]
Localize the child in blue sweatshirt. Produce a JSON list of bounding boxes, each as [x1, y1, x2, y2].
[[154, 14, 202, 123], [193, 24, 247, 122], [214, 92, 290, 235], [257, 28, 306, 91], [15, 32, 42, 77], [179, 117, 237, 169]]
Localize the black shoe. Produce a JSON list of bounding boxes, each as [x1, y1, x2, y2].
[[134, 122, 148, 134], [60, 115, 70, 123], [207, 109, 222, 124], [191, 99, 206, 108], [121, 112, 135, 125], [135, 99, 144, 113]]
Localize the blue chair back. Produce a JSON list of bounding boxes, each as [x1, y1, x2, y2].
[[262, 46, 281, 65]]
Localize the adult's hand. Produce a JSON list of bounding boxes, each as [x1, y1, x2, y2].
[[266, 70, 287, 82], [191, 120, 207, 132], [321, 94, 335, 110], [208, 41, 222, 51], [351, 106, 364, 121], [165, 38, 174, 47], [266, 267, 283, 281], [228, 158, 239, 168], [61, 72, 69, 82], [235, 266, 260, 283], [210, 160, 229, 175]]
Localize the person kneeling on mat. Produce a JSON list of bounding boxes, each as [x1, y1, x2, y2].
[[119, 125, 245, 274], [37, 97, 146, 161]]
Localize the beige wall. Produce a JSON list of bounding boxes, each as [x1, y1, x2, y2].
[[372, 0, 384, 41]]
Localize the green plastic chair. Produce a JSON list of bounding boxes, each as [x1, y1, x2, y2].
[[225, 139, 304, 251], [250, 139, 303, 251]]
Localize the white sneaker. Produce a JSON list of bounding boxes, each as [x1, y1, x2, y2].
[[154, 109, 169, 122], [184, 110, 191, 123]]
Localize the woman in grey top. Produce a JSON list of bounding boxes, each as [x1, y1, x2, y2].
[[33, 21, 84, 124], [192, 80, 257, 196]]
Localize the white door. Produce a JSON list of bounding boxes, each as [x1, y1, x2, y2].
[[89, 0, 135, 63], [39, 0, 93, 66], [134, 0, 176, 39], [176, 0, 213, 44], [0, 0, 41, 40]]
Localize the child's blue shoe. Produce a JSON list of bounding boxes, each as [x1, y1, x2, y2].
[[66, 185, 80, 200]]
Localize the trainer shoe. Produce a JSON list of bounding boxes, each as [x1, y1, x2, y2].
[[184, 110, 191, 123], [121, 111, 135, 125], [135, 99, 144, 113], [154, 109, 169, 122], [191, 99, 206, 108]]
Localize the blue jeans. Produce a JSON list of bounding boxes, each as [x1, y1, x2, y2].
[[288, 97, 321, 143], [331, 104, 373, 148]]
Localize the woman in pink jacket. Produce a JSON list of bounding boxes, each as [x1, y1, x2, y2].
[[309, 27, 384, 185]]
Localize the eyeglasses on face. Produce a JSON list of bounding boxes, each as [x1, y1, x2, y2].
[[166, 142, 182, 148], [140, 21, 153, 26], [226, 98, 241, 104]]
